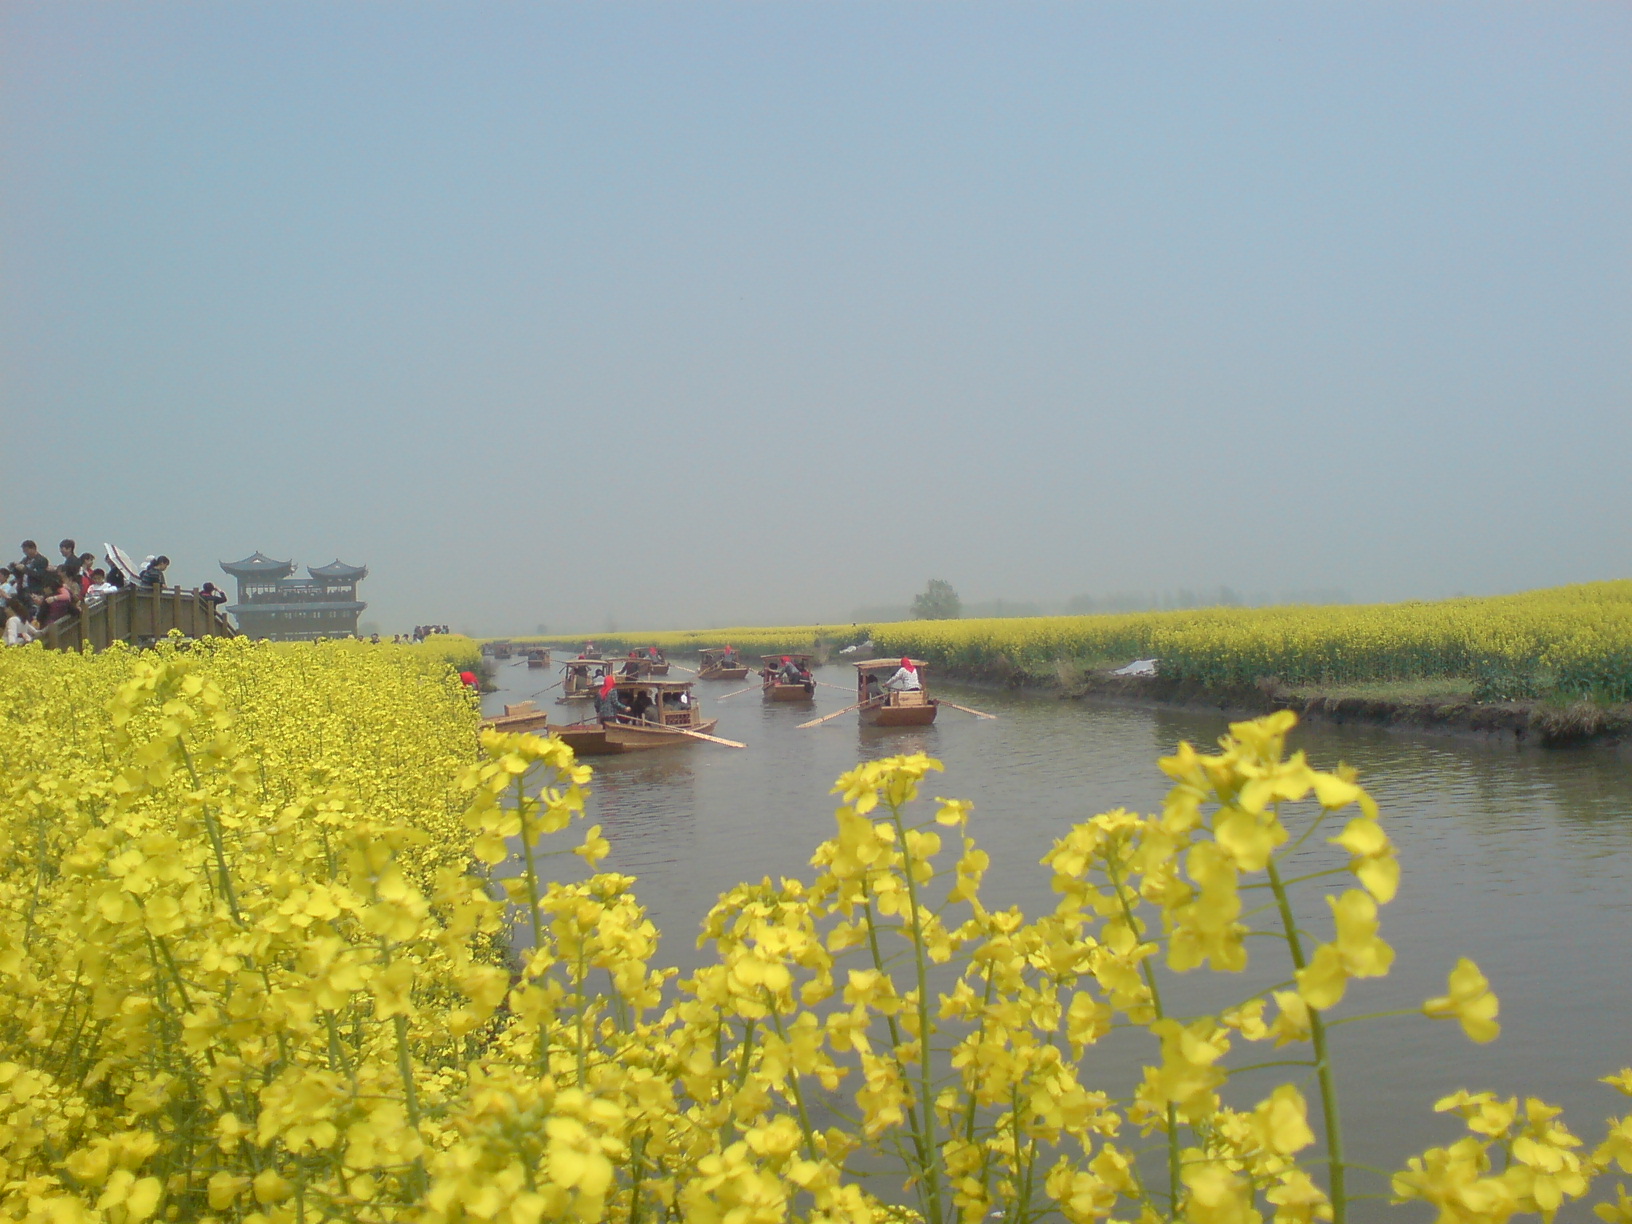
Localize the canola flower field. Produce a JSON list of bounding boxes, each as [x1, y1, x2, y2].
[[4, 637, 1631, 1224], [517, 581, 1632, 703]]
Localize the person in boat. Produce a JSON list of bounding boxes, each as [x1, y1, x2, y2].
[[580, 641, 601, 659], [595, 674, 630, 726], [646, 645, 664, 663], [883, 657, 922, 693], [627, 689, 655, 721], [620, 654, 643, 677], [721, 644, 738, 666], [864, 672, 883, 703], [771, 655, 804, 685]]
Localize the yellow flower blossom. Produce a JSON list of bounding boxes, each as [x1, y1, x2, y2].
[[1424, 958, 1501, 1044]]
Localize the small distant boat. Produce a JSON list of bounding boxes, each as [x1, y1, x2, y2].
[[526, 648, 551, 670], [482, 700, 552, 734], [697, 648, 750, 681], [760, 654, 816, 702], [853, 659, 938, 727], [556, 658, 614, 706], [552, 678, 722, 755]]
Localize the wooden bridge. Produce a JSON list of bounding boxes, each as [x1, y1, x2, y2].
[[39, 587, 238, 652]]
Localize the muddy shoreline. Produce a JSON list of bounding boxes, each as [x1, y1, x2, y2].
[[932, 666, 1632, 752]]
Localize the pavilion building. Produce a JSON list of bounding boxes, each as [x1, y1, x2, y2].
[[220, 553, 369, 640]]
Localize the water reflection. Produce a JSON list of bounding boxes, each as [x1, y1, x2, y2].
[[856, 726, 940, 758], [483, 657, 1632, 1219]]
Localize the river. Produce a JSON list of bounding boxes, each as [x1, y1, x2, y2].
[[484, 658, 1632, 1218]]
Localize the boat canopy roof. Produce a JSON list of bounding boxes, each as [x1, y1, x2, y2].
[[611, 678, 696, 691], [762, 653, 813, 663], [852, 658, 928, 672]]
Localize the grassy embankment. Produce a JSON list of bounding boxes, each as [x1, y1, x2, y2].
[[498, 582, 1632, 743]]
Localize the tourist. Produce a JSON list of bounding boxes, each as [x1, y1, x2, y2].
[[58, 540, 82, 582], [199, 582, 227, 607], [137, 556, 170, 588], [0, 567, 17, 603], [85, 569, 119, 603], [458, 670, 479, 690], [883, 657, 922, 692], [16, 542, 49, 599], [34, 574, 75, 628], [776, 655, 804, 684], [4, 598, 39, 646], [595, 673, 629, 726]]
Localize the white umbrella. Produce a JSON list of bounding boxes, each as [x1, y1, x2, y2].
[[104, 543, 141, 581]]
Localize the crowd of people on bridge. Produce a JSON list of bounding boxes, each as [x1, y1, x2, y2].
[[3, 537, 193, 646]]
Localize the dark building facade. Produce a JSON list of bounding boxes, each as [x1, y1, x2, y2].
[[221, 553, 369, 640]]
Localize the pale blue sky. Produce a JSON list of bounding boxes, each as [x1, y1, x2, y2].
[[4, 2, 1627, 634]]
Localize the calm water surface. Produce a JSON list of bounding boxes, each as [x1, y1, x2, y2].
[[486, 660, 1632, 1218]]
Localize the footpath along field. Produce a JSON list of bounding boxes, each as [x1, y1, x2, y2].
[[518, 582, 1632, 708], [5, 635, 1632, 1224]]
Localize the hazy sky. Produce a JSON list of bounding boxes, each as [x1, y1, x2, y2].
[[4, 2, 1627, 635]]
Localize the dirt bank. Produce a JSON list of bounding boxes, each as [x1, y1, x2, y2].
[[941, 666, 1632, 750], [1079, 674, 1632, 749]]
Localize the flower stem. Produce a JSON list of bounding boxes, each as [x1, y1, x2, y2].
[[1264, 851, 1346, 1224]]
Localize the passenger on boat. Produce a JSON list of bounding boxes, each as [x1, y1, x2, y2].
[[595, 674, 629, 726], [776, 655, 803, 684], [621, 655, 642, 677], [722, 644, 738, 665], [580, 642, 601, 659], [864, 673, 883, 703], [627, 690, 655, 721], [646, 646, 664, 662], [883, 658, 922, 692]]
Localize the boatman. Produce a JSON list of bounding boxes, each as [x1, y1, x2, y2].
[[595, 673, 629, 726], [883, 657, 922, 692], [776, 655, 804, 684], [722, 644, 738, 666]]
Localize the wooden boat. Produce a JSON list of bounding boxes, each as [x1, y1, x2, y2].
[[615, 651, 671, 677], [491, 640, 514, 660], [556, 658, 613, 706], [551, 678, 721, 755], [760, 654, 816, 702], [526, 648, 551, 670], [853, 659, 939, 727], [482, 700, 551, 735], [697, 648, 750, 681]]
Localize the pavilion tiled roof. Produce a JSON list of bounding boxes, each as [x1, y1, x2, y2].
[[308, 560, 368, 580], [220, 552, 295, 579]]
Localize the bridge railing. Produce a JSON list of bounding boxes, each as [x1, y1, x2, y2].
[[39, 587, 239, 652]]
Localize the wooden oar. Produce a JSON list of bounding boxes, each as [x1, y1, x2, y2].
[[798, 698, 883, 729], [938, 699, 997, 719], [815, 679, 851, 692], [667, 661, 697, 674], [618, 721, 746, 748], [664, 725, 746, 748], [715, 683, 759, 700]]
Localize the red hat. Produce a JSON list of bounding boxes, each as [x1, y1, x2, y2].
[[901, 657, 915, 670], [781, 655, 791, 663], [459, 670, 479, 688], [599, 673, 618, 697]]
